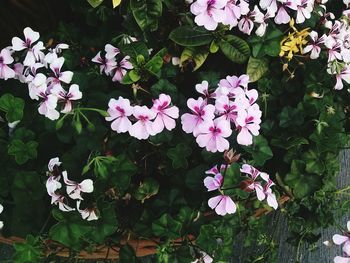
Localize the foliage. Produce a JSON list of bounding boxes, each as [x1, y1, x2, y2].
[[0, 0, 349, 262]]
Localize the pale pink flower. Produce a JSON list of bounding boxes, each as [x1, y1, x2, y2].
[[111, 56, 133, 82], [190, 0, 227, 31], [51, 84, 82, 113], [38, 92, 60, 120], [218, 74, 249, 90], [152, 94, 179, 133], [222, 0, 249, 28], [91, 51, 116, 75], [204, 172, 223, 191], [328, 66, 350, 90], [51, 193, 75, 212], [196, 80, 216, 100], [11, 27, 44, 66], [13, 63, 26, 83], [129, 106, 156, 140], [240, 164, 265, 200], [0, 48, 15, 80], [28, 72, 47, 101], [325, 38, 342, 62], [105, 44, 120, 60], [296, 0, 313, 24], [333, 221, 350, 256], [47, 57, 73, 91], [106, 97, 133, 133], [208, 195, 236, 216], [196, 118, 232, 152], [303, 31, 325, 59], [263, 178, 278, 209], [46, 175, 62, 197], [0, 204, 3, 229], [255, 10, 274, 37], [274, 4, 291, 24], [334, 255, 350, 263], [259, 0, 278, 14], [215, 95, 240, 123], [181, 97, 215, 136], [236, 104, 262, 146], [77, 200, 98, 221], [192, 251, 213, 263], [48, 157, 62, 172], [62, 171, 94, 200]]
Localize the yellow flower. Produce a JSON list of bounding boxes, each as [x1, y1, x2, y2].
[[112, 0, 121, 8], [279, 19, 310, 61]]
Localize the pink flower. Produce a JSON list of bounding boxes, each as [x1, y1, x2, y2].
[[329, 66, 350, 90], [195, 80, 216, 100], [106, 97, 133, 133], [259, 0, 278, 14], [51, 84, 82, 113], [38, 92, 60, 120], [111, 56, 133, 82], [215, 95, 240, 123], [204, 169, 223, 191], [218, 74, 249, 90], [222, 0, 249, 28], [303, 31, 325, 59], [208, 195, 236, 216], [152, 94, 179, 133], [296, 0, 313, 24], [181, 97, 215, 136], [47, 57, 74, 91], [190, 0, 227, 31], [48, 157, 62, 172], [240, 164, 266, 200], [105, 44, 120, 59], [236, 104, 262, 146], [28, 72, 47, 101], [91, 51, 116, 75], [129, 106, 156, 140], [11, 27, 44, 66], [62, 171, 94, 200], [325, 39, 342, 62], [196, 118, 232, 152], [50, 193, 75, 212], [334, 255, 350, 263], [77, 200, 98, 221], [0, 48, 15, 80], [333, 221, 350, 256], [255, 10, 274, 37], [274, 4, 291, 24]]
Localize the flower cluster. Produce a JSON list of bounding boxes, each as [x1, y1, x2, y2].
[[204, 163, 277, 216], [181, 75, 262, 152], [0, 27, 82, 120], [190, 0, 317, 35], [45, 157, 97, 221], [92, 43, 133, 83], [301, 1, 350, 90], [324, 221, 350, 263], [106, 94, 179, 140]]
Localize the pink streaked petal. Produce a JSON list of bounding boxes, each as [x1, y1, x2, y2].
[[208, 195, 222, 210], [333, 234, 349, 245], [237, 127, 253, 146], [79, 179, 94, 193], [59, 71, 74, 84]]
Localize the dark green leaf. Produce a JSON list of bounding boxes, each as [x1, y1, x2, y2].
[[169, 26, 214, 47]]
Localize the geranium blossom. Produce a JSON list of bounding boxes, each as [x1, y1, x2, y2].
[[236, 104, 262, 146], [62, 171, 94, 200], [333, 221, 350, 256], [181, 97, 215, 136], [204, 165, 224, 191], [47, 57, 74, 91], [91, 51, 116, 75], [106, 97, 133, 133], [152, 94, 179, 133], [0, 204, 4, 229], [52, 84, 82, 113], [240, 164, 266, 200], [196, 118, 232, 152], [208, 195, 237, 216], [303, 31, 325, 59], [37, 92, 60, 120], [111, 56, 133, 82], [190, 0, 227, 31], [77, 200, 98, 221], [0, 48, 15, 80], [129, 106, 156, 140], [11, 27, 44, 66]]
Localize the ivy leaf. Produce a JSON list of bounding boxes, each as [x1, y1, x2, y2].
[[152, 214, 182, 239], [13, 235, 43, 263], [248, 28, 283, 57], [151, 79, 178, 101], [167, 143, 192, 169], [196, 225, 218, 254], [144, 55, 163, 77], [119, 244, 137, 263], [120, 41, 150, 61], [169, 26, 214, 46], [87, 0, 104, 8], [279, 106, 305, 128], [219, 35, 250, 64], [243, 135, 273, 166], [130, 0, 162, 32], [246, 57, 269, 82], [0, 93, 25, 122], [133, 177, 160, 203], [8, 139, 38, 165], [180, 47, 209, 71]]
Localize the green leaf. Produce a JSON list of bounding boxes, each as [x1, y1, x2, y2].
[[13, 235, 43, 263], [152, 214, 182, 239], [120, 244, 137, 263], [180, 47, 209, 71], [222, 163, 241, 190], [243, 136, 273, 166], [120, 41, 150, 60], [169, 26, 214, 47], [196, 225, 218, 254], [167, 143, 192, 169], [129, 69, 141, 82], [246, 57, 269, 82], [8, 139, 38, 165], [279, 106, 305, 128], [87, 0, 104, 8], [151, 79, 178, 101], [0, 93, 25, 122], [130, 0, 162, 32], [219, 35, 250, 64], [133, 177, 160, 202], [144, 55, 163, 77], [248, 28, 283, 57], [11, 171, 44, 203]]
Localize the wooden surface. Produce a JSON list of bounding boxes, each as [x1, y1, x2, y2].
[[232, 150, 350, 263]]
